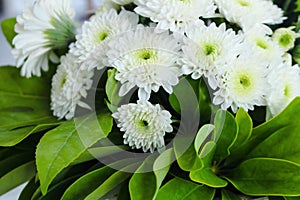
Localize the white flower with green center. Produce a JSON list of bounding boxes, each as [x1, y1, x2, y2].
[[71, 9, 138, 70], [96, 0, 121, 13], [107, 26, 182, 100], [134, 0, 216, 33], [12, 0, 76, 77], [243, 24, 284, 67], [214, 0, 285, 31], [180, 20, 243, 89], [267, 63, 300, 116], [112, 100, 173, 153], [213, 56, 269, 112], [272, 27, 300, 51], [51, 53, 94, 120]]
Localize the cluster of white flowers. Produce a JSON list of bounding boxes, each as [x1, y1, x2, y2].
[[12, 0, 300, 152]]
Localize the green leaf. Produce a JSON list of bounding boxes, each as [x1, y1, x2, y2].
[[295, 0, 300, 12], [175, 139, 202, 171], [129, 149, 174, 200], [227, 97, 300, 166], [225, 158, 300, 196], [230, 108, 252, 152], [190, 141, 228, 188], [213, 110, 238, 161], [1, 18, 17, 46], [0, 66, 58, 146], [0, 122, 60, 147], [105, 69, 122, 113], [221, 189, 241, 200], [18, 177, 40, 200], [156, 177, 215, 200], [194, 124, 214, 153], [36, 112, 113, 194], [0, 161, 36, 195], [84, 163, 140, 200]]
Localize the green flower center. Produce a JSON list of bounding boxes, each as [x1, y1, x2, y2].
[[256, 40, 268, 50], [239, 75, 251, 88], [237, 0, 249, 6], [279, 34, 293, 47], [204, 44, 216, 56], [99, 32, 108, 41], [136, 119, 149, 129], [284, 85, 290, 97], [136, 49, 157, 62]]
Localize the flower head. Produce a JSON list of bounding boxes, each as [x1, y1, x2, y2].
[[12, 0, 76, 77], [213, 56, 269, 112], [134, 0, 216, 33], [107, 26, 182, 100], [214, 0, 285, 31], [267, 63, 300, 116], [272, 27, 300, 51], [112, 100, 173, 153], [71, 9, 138, 70], [51, 53, 94, 120], [180, 20, 243, 89]]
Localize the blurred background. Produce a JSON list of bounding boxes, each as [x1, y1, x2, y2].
[[0, 1, 102, 199]]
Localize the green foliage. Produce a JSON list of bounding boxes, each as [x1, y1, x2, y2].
[[1, 18, 17, 46], [36, 112, 113, 194]]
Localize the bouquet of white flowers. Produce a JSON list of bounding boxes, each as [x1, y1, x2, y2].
[[1, 0, 300, 199]]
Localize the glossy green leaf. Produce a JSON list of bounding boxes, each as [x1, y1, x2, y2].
[[190, 141, 227, 188], [0, 161, 36, 195], [1, 18, 17, 46], [129, 149, 174, 200], [18, 177, 40, 200], [213, 110, 238, 161], [175, 140, 202, 171], [225, 158, 300, 196], [221, 189, 241, 200], [194, 124, 214, 153], [0, 122, 60, 147], [284, 197, 300, 200], [227, 97, 300, 166], [156, 177, 215, 200], [129, 155, 157, 200], [36, 112, 113, 194], [105, 69, 122, 113], [84, 163, 140, 200], [230, 108, 252, 152]]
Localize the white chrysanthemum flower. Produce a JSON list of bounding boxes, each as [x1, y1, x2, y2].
[[214, 0, 285, 30], [71, 9, 138, 70], [107, 26, 182, 100], [267, 63, 300, 116], [180, 20, 243, 89], [112, 0, 133, 5], [112, 100, 173, 153], [213, 56, 269, 112], [134, 0, 216, 33], [12, 0, 76, 77], [51, 53, 94, 120], [272, 27, 300, 51], [243, 24, 284, 67]]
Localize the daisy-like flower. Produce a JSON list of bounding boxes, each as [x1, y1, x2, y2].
[[213, 56, 269, 112], [180, 20, 243, 89], [243, 24, 285, 67], [272, 27, 300, 52], [51, 53, 94, 120], [214, 0, 285, 31], [71, 9, 138, 70], [267, 63, 300, 116], [112, 100, 173, 153], [107, 26, 182, 100], [12, 0, 76, 77], [134, 0, 216, 33]]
